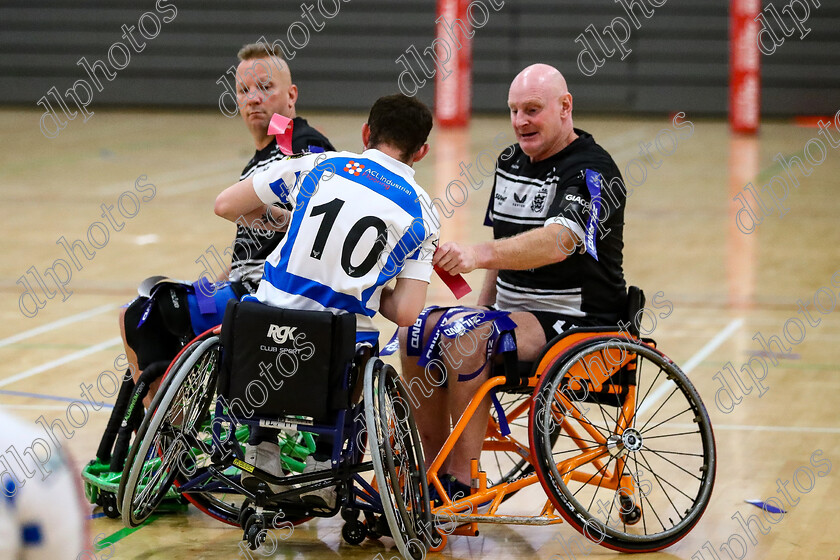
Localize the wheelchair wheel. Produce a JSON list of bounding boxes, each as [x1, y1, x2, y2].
[[120, 334, 220, 527], [530, 337, 715, 552], [365, 359, 435, 560]]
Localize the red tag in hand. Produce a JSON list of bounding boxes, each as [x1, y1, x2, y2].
[[268, 114, 294, 155], [434, 265, 472, 299]]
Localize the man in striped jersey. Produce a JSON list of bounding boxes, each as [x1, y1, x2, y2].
[[227, 42, 335, 292], [87, 46, 335, 481], [400, 64, 627, 493], [215, 93, 439, 505], [118, 43, 334, 393]]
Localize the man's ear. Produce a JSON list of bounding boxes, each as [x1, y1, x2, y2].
[[411, 143, 430, 164], [361, 123, 371, 148], [561, 92, 573, 117], [287, 83, 299, 110]]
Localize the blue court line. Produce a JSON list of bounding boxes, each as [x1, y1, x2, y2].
[[89, 512, 107, 520], [0, 389, 114, 409]]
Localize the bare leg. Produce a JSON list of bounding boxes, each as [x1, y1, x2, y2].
[[441, 312, 548, 484], [398, 312, 450, 469]]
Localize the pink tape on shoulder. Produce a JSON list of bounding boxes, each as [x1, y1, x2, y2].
[[268, 114, 294, 155], [434, 265, 472, 299]]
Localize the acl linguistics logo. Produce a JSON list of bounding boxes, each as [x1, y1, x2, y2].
[[344, 161, 364, 176], [267, 324, 297, 344]]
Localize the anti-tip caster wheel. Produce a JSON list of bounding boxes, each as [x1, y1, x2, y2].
[[342, 520, 367, 545], [429, 531, 447, 552], [362, 512, 381, 539], [619, 495, 642, 525], [99, 491, 120, 519], [243, 514, 266, 550]]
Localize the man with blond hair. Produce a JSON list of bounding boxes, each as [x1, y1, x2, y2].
[[118, 43, 334, 386], [399, 64, 627, 498], [96, 44, 334, 476]]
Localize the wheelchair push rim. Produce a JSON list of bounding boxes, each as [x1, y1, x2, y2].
[[120, 334, 220, 526], [365, 359, 436, 560]]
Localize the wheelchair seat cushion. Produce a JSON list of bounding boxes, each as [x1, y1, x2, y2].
[[218, 299, 357, 421]]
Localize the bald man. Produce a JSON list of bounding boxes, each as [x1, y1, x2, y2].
[[399, 64, 627, 497]]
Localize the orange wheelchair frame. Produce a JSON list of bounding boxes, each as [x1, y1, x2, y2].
[[422, 322, 717, 554]]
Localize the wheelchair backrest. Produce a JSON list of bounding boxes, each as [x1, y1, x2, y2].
[[217, 299, 356, 421], [497, 285, 647, 389], [623, 285, 646, 338]]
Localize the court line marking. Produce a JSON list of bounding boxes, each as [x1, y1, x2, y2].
[[0, 403, 111, 412], [637, 317, 744, 417], [0, 389, 115, 409], [672, 422, 840, 434], [0, 337, 122, 389], [94, 157, 242, 196], [95, 515, 161, 551], [0, 303, 119, 349]]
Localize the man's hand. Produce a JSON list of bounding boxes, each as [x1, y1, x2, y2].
[[434, 242, 479, 275]]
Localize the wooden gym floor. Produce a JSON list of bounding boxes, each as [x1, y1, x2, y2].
[[0, 107, 838, 559]]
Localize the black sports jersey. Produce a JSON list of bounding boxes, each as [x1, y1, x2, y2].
[[485, 129, 626, 323], [230, 117, 335, 291]]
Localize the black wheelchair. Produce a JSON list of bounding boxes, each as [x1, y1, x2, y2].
[[117, 299, 439, 558]]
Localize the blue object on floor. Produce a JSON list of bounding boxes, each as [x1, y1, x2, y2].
[[745, 499, 786, 514]]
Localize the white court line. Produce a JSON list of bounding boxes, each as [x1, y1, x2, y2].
[[671, 423, 840, 435], [0, 337, 122, 389], [159, 167, 242, 197], [0, 404, 110, 412], [0, 304, 119, 350], [637, 317, 745, 417], [94, 157, 243, 196]]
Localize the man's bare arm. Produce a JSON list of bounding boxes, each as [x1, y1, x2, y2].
[[379, 278, 429, 327], [476, 269, 499, 307], [215, 177, 291, 231]]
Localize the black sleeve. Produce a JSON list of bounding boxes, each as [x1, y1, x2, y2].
[[548, 169, 590, 229], [483, 173, 496, 227]]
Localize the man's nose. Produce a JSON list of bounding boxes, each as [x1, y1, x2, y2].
[[245, 88, 264, 105]]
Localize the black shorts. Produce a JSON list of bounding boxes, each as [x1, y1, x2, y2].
[[529, 311, 591, 342], [489, 306, 612, 345]]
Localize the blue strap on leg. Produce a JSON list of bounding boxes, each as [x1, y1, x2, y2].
[[379, 329, 400, 356], [453, 312, 517, 382], [192, 278, 218, 315], [490, 390, 511, 437]]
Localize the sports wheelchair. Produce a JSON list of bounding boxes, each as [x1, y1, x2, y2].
[[424, 287, 717, 553], [117, 299, 438, 559]]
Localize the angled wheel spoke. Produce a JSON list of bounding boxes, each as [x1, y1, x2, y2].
[[640, 407, 693, 434], [643, 430, 701, 440], [644, 448, 703, 481]]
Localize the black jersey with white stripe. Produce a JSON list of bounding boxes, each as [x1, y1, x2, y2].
[[485, 129, 626, 323], [230, 117, 335, 291]]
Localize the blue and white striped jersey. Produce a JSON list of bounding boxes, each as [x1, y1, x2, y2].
[[251, 149, 439, 344]]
